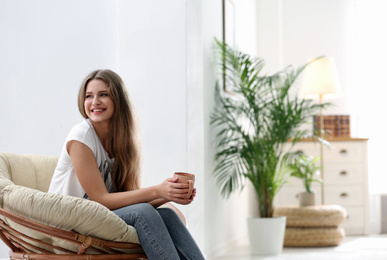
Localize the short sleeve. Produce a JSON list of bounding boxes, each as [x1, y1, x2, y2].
[[65, 121, 97, 156]]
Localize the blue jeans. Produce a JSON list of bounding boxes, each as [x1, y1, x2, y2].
[[113, 203, 205, 260]]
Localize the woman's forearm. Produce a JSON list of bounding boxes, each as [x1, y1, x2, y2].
[[99, 186, 161, 210], [148, 198, 170, 208]]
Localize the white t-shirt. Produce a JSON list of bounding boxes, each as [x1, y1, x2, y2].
[[49, 119, 115, 199]]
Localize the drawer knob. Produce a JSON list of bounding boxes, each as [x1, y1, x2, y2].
[[339, 149, 348, 154], [340, 171, 348, 176], [340, 192, 348, 197]]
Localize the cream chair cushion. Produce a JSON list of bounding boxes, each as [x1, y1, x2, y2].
[[2, 185, 139, 243], [0, 152, 140, 253], [0, 153, 58, 192]]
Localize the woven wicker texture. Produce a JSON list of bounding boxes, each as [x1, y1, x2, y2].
[[284, 227, 345, 247], [273, 205, 347, 227]]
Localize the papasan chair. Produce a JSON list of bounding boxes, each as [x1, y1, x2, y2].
[[0, 152, 147, 259]]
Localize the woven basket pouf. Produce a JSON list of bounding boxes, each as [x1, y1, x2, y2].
[[284, 226, 345, 247], [273, 205, 347, 227], [273, 205, 347, 247]]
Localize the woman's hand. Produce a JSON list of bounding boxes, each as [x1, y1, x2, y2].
[[157, 177, 194, 204], [179, 188, 197, 205]]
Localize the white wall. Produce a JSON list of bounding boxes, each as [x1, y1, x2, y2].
[[255, 0, 387, 180], [0, 0, 189, 180], [6, 0, 384, 258], [0, 0, 120, 156], [117, 0, 187, 194], [346, 0, 387, 195], [282, 0, 351, 114], [186, 0, 206, 251], [202, 1, 259, 257], [6, 0, 380, 257], [117, 0, 201, 241], [256, 0, 350, 114], [0, 0, 259, 257], [255, 0, 387, 233], [0, 0, 213, 257]]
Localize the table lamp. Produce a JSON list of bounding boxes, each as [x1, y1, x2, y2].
[[300, 56, 342, 204]]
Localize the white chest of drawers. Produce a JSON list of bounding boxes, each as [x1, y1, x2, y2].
[[275, 138, 369, 235]]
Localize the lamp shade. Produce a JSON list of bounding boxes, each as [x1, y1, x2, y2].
[[300, 56, 341, 99]]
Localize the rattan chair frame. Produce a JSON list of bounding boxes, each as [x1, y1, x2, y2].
[[0, 208, 148, 260]]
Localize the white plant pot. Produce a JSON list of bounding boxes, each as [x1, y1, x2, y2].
[[247, 216, 286, 255], [299, 192, 316, 207]]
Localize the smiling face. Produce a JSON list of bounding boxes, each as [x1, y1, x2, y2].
[[84, 79, 115, 126]]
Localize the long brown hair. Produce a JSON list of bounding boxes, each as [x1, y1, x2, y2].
[[78, 69, 141, 192]]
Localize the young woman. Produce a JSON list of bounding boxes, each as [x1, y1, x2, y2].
[[48, 69, 205, 260]]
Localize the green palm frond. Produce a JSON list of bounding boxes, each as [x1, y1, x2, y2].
[[211, 38, 330, 217]]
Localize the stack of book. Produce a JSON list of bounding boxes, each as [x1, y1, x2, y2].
[[313, 115, 350, 138]]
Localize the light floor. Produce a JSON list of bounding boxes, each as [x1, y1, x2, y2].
[[0, 235, 385, 259], [208, 235, 387, 260]]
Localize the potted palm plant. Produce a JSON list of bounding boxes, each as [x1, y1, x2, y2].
[[288, 152, 322, 206], [211, 39, 329, 254]]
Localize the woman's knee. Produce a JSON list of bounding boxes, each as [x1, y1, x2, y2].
[[114, 203, 159, 222], [158, 207, 176, 216], [157, 207, 181, 222], [129, 203, 159, 218]]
